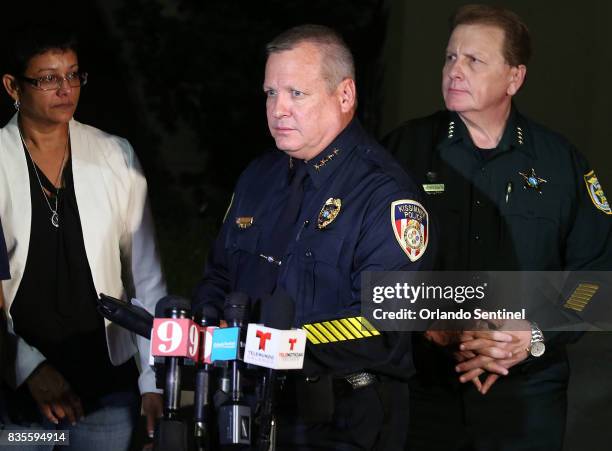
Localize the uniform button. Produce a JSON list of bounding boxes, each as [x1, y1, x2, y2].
[[305, 250, 312, 257], [481, 167, 486, 173], [474, 234, 480, 241], [475, 200, 481, 207]]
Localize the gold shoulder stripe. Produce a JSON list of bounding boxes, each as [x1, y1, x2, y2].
[[322, 321, 346, 341], [340, 318, 363, 338], [358, 317, 381, 336], [303, 324, 329, 344], [313, 323, 338, 342], [304, 330, 321, 344], [331, 319, 356, 340], [564, 283, 599, 312], [303, 317, 380, 344], [348, 317, 372, 337]]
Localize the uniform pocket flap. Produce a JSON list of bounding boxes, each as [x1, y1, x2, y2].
[[300, 232, 345, 267], [226, 226, 260, 254]]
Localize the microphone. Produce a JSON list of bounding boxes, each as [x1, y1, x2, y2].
[[154, 295, 193, 419], [224, 292, 251, 329], [224, 292, 250, 401], [248, 288, 300, 451], [218, 292, 252, 446], [152, 295, 191, 451], [97, 293, 153, 339], [193, 305, 219, 449]]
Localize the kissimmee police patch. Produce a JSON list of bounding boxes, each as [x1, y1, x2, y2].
[[584, 170, 611, 215], [391, 200, 429, 262]]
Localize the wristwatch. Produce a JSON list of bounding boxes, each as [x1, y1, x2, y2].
[[528, 322, 545, 357]]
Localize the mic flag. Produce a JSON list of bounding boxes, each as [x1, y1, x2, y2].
[[243, 324, 306, 370], [210, 327, 241, 361], [151, 317, 200, 360], [257, 330, 272, 350]]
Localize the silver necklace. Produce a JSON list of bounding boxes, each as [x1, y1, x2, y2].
[[18, 126, 69, 228]]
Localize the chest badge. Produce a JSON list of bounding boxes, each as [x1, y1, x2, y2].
[[391, 200, 429, 262], [317, 198, 342, 229], [584, 170, 611, 215], [519, 168, 547, 193], [235, 217, 254, 229]]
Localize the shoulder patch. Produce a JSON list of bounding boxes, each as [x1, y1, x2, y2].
[[584, 171, 611, 215], [391, 200, 429, 262]]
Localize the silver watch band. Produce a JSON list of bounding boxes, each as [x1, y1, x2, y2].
[[528, 322, 545, 357]]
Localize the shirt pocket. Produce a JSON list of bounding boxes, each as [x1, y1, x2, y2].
[[224, 225, 261, 284], [295, 231, 345, 317], [499, 194, 563, 268]]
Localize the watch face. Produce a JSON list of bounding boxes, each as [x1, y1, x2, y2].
[[530, 341, 546, 357]]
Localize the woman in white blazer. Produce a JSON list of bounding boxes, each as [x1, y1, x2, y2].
[[0, 25, 166, 449]]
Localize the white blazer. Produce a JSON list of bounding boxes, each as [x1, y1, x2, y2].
[[0, 113, 167, 394]]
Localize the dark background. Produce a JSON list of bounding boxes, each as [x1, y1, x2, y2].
[[1, 2, 610, 449], [1, 0, 610, 296], [0, 0, 390, 294]]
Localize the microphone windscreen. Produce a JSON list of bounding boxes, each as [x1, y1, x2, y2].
[[196, 304, 220, 327], [155, 295, 192, 318], [223, 292, 251, 324], [261, 287, 295, 329], [96, 293, 153, 339]]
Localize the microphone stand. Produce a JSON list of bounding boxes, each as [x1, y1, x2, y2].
[[194, 307, 219, 451], [153, 297, 191, 451]]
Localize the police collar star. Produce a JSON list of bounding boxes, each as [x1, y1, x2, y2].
[[519, 168, 547, 193], [312, 148, 341, 171]]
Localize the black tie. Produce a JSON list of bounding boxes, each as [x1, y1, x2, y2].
[[252, 160, 309, 298], [268, 160, 309, 260]]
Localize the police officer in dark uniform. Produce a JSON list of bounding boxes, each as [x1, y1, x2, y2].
[[194, 24, 435, 450], [383, 5, 612, 451]]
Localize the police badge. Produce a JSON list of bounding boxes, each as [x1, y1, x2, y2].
[[317, 198, 342, 229], [391, 200, 429, 262], [519, 168, 547, 193], [584, 170, 611, 215]]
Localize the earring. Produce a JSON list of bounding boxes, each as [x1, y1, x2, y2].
[[13, 99, 20, 111]]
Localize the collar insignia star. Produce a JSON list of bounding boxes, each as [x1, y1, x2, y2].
[[313, 148, 340, 171]]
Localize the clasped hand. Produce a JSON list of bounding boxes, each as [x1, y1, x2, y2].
[[425, 319, 532, 394]]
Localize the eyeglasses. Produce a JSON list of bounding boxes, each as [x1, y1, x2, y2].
[[18, 71, 88, 91]]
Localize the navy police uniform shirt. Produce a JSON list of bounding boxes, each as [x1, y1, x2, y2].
[[195, 119, 435, 376], [0, 218, 9, 280]]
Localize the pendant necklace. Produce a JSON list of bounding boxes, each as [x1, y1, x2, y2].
[[18, 126, 69, 228]]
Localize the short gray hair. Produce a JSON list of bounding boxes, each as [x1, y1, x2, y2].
[[266, 24, 355, 91]]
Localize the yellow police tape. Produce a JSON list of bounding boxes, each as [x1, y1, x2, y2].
[[303, 317, 381, 344]]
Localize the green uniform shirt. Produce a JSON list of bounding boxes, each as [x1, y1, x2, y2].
[[384, 108, 611, 272], [385, 107, 612, 336]]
